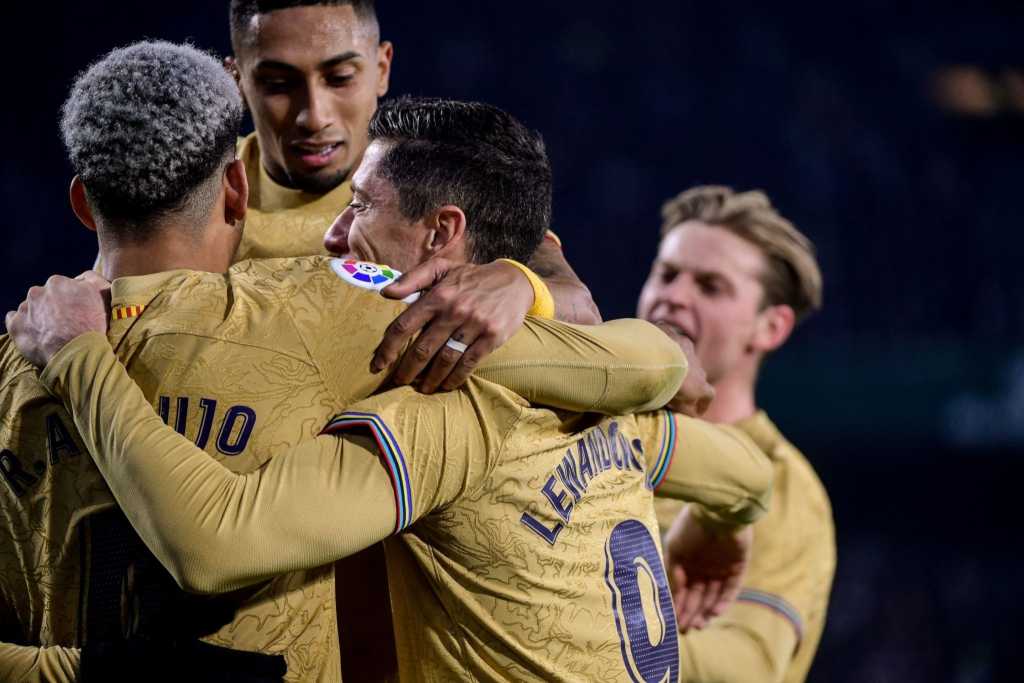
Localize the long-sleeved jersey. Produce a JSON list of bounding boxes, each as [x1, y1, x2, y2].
[[39, 332, 772, 682], [0, 255, 685, 682]]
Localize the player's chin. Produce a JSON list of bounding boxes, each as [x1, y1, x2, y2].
[[286, 163, 350, 195]]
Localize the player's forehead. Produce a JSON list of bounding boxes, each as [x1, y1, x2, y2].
[[351, 142, 392, 197], [658, 221, 764, 281], [239, 5, 376, 70]]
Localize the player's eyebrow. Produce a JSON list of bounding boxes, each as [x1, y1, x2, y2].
[[350, 180, 365, 198], [318, 52, 362, 69], [255, 51, 362, 73]]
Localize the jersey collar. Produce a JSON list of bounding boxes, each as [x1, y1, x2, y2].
[[733, 410, 785, 459], [108, 269, 194, 348]]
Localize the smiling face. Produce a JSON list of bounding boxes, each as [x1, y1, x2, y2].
[[323, 140, 433, 272], [637, 221, 773, 385], [233, 4, 392, 193]]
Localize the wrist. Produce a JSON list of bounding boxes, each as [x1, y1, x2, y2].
[[496, 259, 555, 319], [38, 331, 111, 395], [690, 504, 746, 536]]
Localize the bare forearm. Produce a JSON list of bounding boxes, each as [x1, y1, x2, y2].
[[528, 239, 602, 324]]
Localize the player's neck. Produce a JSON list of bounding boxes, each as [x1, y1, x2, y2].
[[99, 221, 239, 281], [704, 368, 759, 425]]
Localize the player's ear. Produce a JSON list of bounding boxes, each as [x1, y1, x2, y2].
[[224, 56, 250, 110], [69, 176, 97, 232], [428, 205, 466, 256], [223, 159, 249, 225], [751, 303, 795, 353], [376, 41, 394, 97]]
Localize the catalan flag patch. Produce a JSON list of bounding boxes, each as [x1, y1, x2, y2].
[[322, 411, 413, 533], [647, 409, 676, 490], [111, 304, 147, 321]]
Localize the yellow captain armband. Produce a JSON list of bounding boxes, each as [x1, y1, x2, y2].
[[497, 258, 556, 319]]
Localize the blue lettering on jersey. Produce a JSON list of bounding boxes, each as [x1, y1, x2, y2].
[[521, 420, 646, 546], [158, 397, 256, 457]]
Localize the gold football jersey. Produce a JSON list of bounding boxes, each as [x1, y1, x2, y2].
[[234, 133, 352, 262], [360, 397, 771, 683], [656, 412, 836, 683], [38, 328, 770, 683], [2, 255, 685, 682], [0, 337, 99, 681]]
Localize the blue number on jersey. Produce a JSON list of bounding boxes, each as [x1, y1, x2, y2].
[[605, 519, 680, 683]]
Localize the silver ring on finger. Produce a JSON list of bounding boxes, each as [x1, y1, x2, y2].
[[444, 337, 469, 354]]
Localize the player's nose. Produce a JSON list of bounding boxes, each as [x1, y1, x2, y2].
[[663, 273, 698, 309], [324, 209, 352, 255]]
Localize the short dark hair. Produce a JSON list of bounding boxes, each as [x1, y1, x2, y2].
[[368, 97, 552, 265], [230, 0, 377, 52], [61, 41, 243, 241]]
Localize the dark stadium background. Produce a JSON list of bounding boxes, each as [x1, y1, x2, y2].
[[2, 2, 1021, 681]]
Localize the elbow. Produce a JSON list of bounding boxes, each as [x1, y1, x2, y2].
[[165, 552, 242, 596]]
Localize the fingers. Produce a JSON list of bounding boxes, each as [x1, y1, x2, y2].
[[380, 258, 451, 301], [389, 304, 461, 387], [697, 578, 724, 628], [417, 325, 477, 395], [372, 297, 441, 375], [438, 333, 491, 392], [677, 578, 705, 633], [671, 564, 688, 628]]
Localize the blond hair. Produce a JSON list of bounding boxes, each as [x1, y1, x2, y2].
[[660, 185, 823, 322]]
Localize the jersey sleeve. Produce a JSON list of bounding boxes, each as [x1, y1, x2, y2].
[[0, 643, 80, 683], [39, 333, 399, 595], [39, 333, 518, 597], [678, 607, 797, 683], [478, 317, 686, 415], [677, 482, 833, 683], [321, 379, 522, 530], [634, 410, 772, 526], [289, 259, 685, 416]]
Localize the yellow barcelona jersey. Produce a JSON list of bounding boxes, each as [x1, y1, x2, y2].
[[234, 133, 352, 262], [0, 337, 99, 681], [37, 323, 770, 683], [656, 411, 835, 683], [2, 255, 684, 682]]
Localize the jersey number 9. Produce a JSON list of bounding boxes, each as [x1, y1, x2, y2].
[[605, 519, 679, 683]]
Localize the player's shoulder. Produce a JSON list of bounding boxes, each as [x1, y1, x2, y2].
[[228, 256, 401, 300], [742, 413, 833, 541], [0, 334, 53, 405], [0, 335, 37, 388]]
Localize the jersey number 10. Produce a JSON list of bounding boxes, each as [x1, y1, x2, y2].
[[157, 396, 256, 456]]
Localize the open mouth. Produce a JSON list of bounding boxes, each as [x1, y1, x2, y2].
[[655, 319, 696, 344], [292, 142, 343, 167]]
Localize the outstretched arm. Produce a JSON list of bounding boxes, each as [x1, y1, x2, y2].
[[40, 334, 396, 594]]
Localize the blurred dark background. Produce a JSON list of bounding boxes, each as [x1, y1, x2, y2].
[[2, 2, 1022, 681]]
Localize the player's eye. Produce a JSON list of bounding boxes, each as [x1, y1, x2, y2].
[[349, 200, 367, 213], [658, 267, 677, 284], [326, 73, 355, 88], [697, 277, 722, 295], [255, 76, 295, 93]]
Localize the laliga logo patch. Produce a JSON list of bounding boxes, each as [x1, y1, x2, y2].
[[330, 259, 420, 303]]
